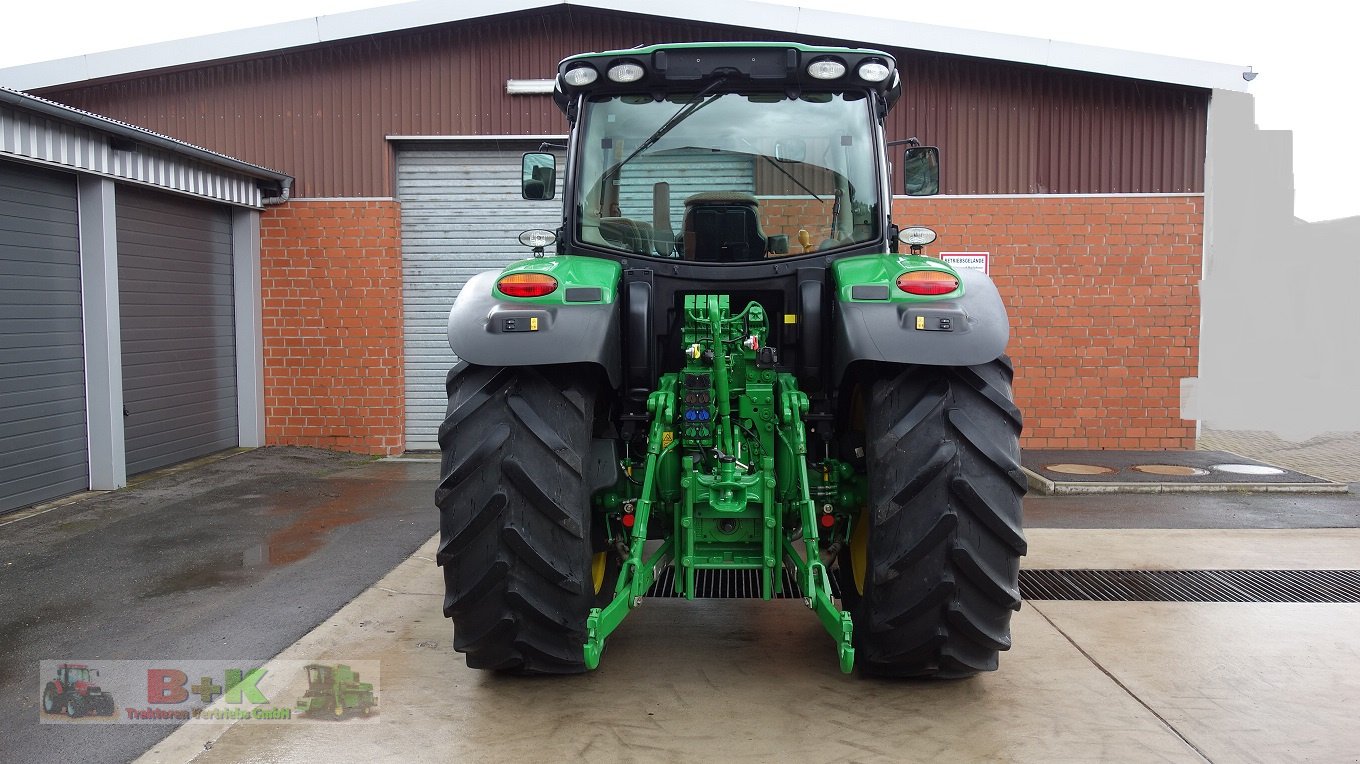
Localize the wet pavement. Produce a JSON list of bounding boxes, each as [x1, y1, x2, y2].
[[6, 444, 1360, 763], [0, 448, 435, 764], [139, 528, 1360, 764]]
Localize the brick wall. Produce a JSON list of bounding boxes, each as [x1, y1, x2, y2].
[[259, 200, 404, 455], [760, 197, 835, 248], [894, 196, 1203, 450]]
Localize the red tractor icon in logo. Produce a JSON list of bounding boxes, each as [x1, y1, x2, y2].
[[42, 663, 116, 717]]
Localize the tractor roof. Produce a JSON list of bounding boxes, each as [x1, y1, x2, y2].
[[552, 42, 901, 116]]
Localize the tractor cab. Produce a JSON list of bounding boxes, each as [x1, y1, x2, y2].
[[57, 664, 93, 686], [302, 664, 332, 693], [523, 43, 937, 265]]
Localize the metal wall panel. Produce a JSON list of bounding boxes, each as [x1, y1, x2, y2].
[[36, 6, 1207, 198], [116, 186, 237, 474], [0, 161, 88, 514], [396, 144, 563, 450]]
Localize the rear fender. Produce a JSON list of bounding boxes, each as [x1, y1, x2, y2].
[[832, 265, 1011, 383], [447, 268, 622, 386]]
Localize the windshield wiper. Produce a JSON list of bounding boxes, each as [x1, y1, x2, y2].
[[760, 156, 823, 202], [603, 76, 729, 184]]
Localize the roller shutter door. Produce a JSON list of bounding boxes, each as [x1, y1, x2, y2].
[[0, 163, 87, 514], [396, 146, 563, 450], [618, 150, 756, 227], [116, 187, 236, 475]]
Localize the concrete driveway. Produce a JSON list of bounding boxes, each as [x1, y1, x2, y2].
[[6, 445, 1359, 763]]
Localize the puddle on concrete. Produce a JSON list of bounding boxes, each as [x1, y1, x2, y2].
[[262, 473, 396, 567]]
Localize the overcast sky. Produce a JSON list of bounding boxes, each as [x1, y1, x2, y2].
[[1, 0, 1352, 222]]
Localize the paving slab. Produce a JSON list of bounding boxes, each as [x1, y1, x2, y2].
[[1025, 527, 1360, 570], [1198, 429, 1360, 485], [1032, 600, 1360, 763]]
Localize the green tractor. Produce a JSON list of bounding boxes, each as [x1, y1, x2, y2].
[[436, 42, 1025, 677], [295, 664, 376, 717]]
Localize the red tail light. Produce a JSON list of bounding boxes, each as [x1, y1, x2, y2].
[[896, 270, 959, 296], [497, 273, 558, 298]]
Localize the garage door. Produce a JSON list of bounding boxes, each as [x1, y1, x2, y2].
[[397, 145, 564, 450], [116, 187, 237, 475], [0, 163, 88, 514]]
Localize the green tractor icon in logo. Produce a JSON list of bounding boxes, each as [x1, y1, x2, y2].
[[295, 664, 375, 718], [42, 663, 116, 717]]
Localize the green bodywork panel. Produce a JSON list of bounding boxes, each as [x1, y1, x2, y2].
[[494, 255, 621, 304], [585, 295, 865, 673], [833, 253, 964, 301]]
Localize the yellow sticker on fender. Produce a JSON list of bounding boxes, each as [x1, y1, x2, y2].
[[530, 316, 539, 331], [661, 431, 674, 448], [915, 315, 925, 330]]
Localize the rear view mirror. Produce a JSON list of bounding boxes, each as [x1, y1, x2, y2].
[[901, 146, 940, 196], [522, 153, 556, 200], [774, 139, 806, 163]]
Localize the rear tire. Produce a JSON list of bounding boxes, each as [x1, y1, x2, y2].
[[42, 684, 59, 714], [435, 363, 599, 674], [848, 357, 1027, 678]]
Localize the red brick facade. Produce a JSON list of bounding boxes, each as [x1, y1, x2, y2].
[[259, 200, 405, 455], [257, 195, 1200, 455], [895, 195, 1203, 450]]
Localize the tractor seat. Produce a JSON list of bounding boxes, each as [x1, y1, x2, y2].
[[599, 217, 655, 255], [681, 192, 767, 262]]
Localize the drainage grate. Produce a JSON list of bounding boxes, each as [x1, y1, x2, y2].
[[641, 568, 1360, 603], [1020, 569, 1360, 603]]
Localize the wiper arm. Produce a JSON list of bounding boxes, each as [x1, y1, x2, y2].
[[760, 155, 823, 202], [605, 76, 729, 182]]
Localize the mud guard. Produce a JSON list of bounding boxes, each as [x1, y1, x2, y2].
[[447, 270, 622, 386], [832, 268, 1010, 384]]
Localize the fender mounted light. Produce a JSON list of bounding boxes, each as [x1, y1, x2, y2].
[[896, 270, 959, 296], [497, 273, 559, 298]]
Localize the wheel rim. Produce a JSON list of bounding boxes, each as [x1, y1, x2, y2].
[[850, 508, 868, 595], [591, 552, 608, 595]]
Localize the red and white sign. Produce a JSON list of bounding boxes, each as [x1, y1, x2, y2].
[[939, 252, 989, 275]]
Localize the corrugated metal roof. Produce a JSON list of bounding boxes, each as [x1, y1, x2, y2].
[[0, 86, 292, 200], [0, 0, 1250, 93], [0, 88, 291, 207]]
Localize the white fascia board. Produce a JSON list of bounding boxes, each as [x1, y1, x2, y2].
[[0, 0, 1248, 93], [1046, 40, 1248, 91], [0, 0, 560, 90], [316, 0, 554, 42], [571, 0, 803, 36]]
